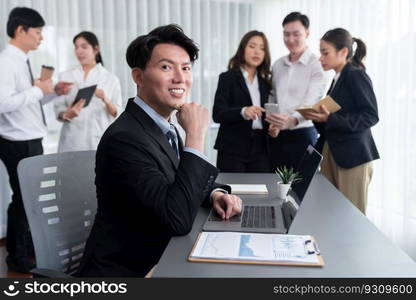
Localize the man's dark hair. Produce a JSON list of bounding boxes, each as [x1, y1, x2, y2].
[[282, 12, 309, 29], [7, 7, 45, 38], [126, 24, 199, 69]]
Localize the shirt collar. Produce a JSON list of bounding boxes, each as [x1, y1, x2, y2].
[[283, 47, 312, 66], [133, 95, 172, 135], [76, 62, 102, 72], [5, 43, 29, 61], [333, 72, 341, 82], [298, 48, 312, 65], [240, 67, 258, 84]]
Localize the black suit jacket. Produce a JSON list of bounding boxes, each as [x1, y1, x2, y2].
[[314, 63, 380, 168], [78, 99, 224, 277], [212, 69, 270, 156]]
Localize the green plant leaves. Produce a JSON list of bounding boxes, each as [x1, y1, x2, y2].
[[275, 165, 302, 184]]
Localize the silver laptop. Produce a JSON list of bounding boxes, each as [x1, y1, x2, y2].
[[203, 145, 323, 233]]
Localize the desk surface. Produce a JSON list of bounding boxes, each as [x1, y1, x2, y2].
[[153, 173, 416, 277]]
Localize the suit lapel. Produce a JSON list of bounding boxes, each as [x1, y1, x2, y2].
[[259, 77, 268, 106], [330, 63, 351, 97], [236, 70, 251, 100], [258, 77, 269, 130], [125, 99, 179, 168]]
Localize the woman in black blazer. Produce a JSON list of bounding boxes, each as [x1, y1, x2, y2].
[[213, 31, 272, 172], [302, 28, 379, 214]]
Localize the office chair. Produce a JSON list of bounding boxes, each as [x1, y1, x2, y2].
[[0, 158, 12, 239], [17, 151, 97, 277]]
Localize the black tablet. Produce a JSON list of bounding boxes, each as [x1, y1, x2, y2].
[[72, 84, 97, 107]]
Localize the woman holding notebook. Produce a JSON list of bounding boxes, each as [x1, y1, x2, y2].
[[54, 31, 122, 152], [301, 28, 380, 214]]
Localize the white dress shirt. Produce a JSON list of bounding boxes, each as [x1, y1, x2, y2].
[[53, 63, 122, 152], [240, 68, 263, 130], [269, 48, 328, 130], [0, 44, 47, 141]]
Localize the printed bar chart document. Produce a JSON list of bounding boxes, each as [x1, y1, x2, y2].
[[189, 232, 324, 267], [229, 184, 268, 195]]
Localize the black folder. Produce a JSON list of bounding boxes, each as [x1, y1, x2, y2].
[[72, 84, 97, 107]]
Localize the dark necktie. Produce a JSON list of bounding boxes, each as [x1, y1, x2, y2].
[[27, 59, 47, 125], [166, 129, 179, 159]]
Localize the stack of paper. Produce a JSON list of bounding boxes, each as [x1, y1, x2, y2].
[[229, 184, 268, 195]]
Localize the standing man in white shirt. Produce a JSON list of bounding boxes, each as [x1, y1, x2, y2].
[[266, 12, 328, 171], [0, 7, 72, 273]]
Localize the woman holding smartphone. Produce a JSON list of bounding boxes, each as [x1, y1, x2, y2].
[[213, 30, 272, 172], [301, 28, 379, 214], [54, 31, 122, 152]]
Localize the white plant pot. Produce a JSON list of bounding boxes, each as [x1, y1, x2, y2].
[[276, 182, 291, 199]]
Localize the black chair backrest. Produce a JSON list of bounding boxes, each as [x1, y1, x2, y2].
[[18, 151, 97, 275]]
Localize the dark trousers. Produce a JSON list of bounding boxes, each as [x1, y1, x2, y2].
[[0, 136, 43, 260], [217, 130, 270, 173], [270, 127, 317, 171]]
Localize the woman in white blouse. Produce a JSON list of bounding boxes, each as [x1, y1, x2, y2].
[[54, 31, 122, 152]]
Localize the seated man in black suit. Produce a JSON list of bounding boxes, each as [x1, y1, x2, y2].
[[77, 24, 242, 277]]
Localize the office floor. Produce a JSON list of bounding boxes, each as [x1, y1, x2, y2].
[[0, 239, 32, 278]]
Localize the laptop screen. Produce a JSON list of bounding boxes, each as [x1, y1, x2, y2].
[[290, 145, 323, 205]]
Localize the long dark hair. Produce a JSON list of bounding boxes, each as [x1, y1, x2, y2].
[[228, 30, 272, 88], [73, 31, 104, 66], [321, 28, 366, 70]]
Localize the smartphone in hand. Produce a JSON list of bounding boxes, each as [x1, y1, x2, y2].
[[265, 103, 279, 115]]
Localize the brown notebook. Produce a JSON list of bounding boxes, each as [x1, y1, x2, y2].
[[296, 95, 341, 114]]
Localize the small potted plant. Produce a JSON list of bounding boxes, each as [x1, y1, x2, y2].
[[275, 166, 301, 199]]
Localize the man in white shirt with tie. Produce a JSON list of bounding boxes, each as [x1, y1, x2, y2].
[[0, 7, 72, 273], [266, 12, 328, 171]]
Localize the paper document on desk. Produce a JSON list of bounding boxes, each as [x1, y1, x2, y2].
[[189, 232, 323, 266], [229, 184, 268, 194]]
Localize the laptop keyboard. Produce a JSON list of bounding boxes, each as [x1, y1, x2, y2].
[[208, 212, 241, 222], [241, 205, 276, 228]]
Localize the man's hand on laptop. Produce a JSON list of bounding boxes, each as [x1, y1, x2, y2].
[[212, 192, 242, 220]]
